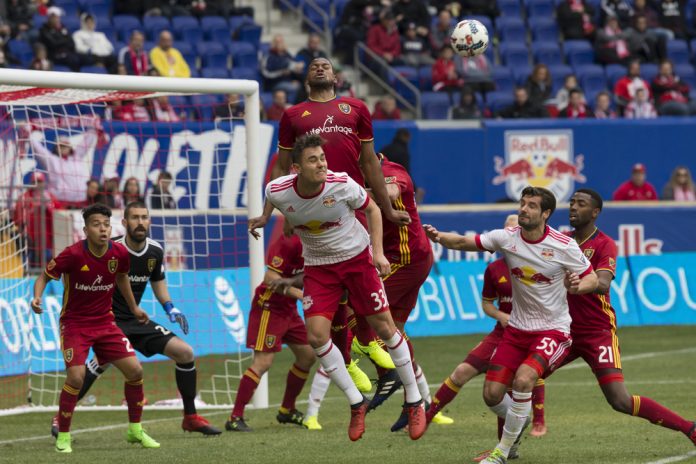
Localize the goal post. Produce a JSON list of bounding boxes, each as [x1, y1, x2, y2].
[[0, 68, 269, 413]]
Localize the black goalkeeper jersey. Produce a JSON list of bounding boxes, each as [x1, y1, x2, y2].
[[111, 235, 166, 320]]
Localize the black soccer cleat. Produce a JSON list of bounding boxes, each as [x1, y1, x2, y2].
[[50, 414, 59, 439], [367, 369, 402, 412], [225, 416, 253, 432], [390, 409, 409, 432], [276, 409, 306, 427]]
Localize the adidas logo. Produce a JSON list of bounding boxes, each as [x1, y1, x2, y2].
[[498, 276, 507, 283], [301, 110, 311, 117], [377, 380, 396, 395], [80, 264, 90, 272], [287, 206, 295, 212]]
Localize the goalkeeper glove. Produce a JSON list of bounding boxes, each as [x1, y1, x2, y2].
[[163, 301, 189, 335]]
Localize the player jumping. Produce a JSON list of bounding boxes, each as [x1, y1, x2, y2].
[[32, 204, 160, 453]]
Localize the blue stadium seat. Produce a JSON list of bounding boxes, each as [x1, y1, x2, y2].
[[32, 13, 48, 29], [418, 66, 433, 90], [389, 66, 419, 104], [564, 40, 594, 66], [531, 42, 562, 65], [192, 94, 222, 120], [667, 40, 690, 65], [499, 0, 522, 16], [486, 91, 515, 113], [229, 15, 254, 35], [7, 40, 33, 67], [639, 63, 659, 83], [229, 41, 258, 68], [499, 42, 530, 67], [201, 67, 230, 79], [83, 0, 111, 17], [172, 16, 199, 31], [173, 41, 197, 69], [260, 91, 273, 110], [237, 23, 262, 46], [143, 16, 171, 41], [53, 1, 79, 17], [53, 64, 71, 72], [178, 23, 204, 43], [496, 17, 527, 42], [675, 63, 696, 88], [197, 42, 229, 69], [512, 64, 533, 85], [167, 95, 192, 119], [548, 63, 573, 91], [98, 23, 116, 43], [335, 0, 350, 20], [202, 16, 230, 42], [112, 15, 142, 42], [230, 66, 261, 82], [526, 0, 555, 17], [492, 66, 515, 93], [421, 91, 451, 119], [605, 63, 626, 86], [303, 0, 331, 31], [80, 65, 108, 74], [576, 64, 607, 95], [61, 16, 80, 32], [529, 17, 558, 42]]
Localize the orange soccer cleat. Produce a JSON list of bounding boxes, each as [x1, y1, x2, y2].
[[405, 400, 426, 440], [182, 414, 222, 435], [348, 399, 368, 442]]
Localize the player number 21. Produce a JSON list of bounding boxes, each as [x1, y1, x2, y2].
[[598, 346, 614, 363], [122, 337, 135, 353], [371, 289, 388, 311], [535, 337, 558, 356]]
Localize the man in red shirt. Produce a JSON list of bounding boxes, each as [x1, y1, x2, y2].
[[366, 11, 402, 66], [612, 163, 658, 201], [31, 204, 158, 453]]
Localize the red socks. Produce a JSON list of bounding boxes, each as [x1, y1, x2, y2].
[[58, 383, 80, 432], [124, 378, 144, 423], [532, 379, 546, 425], [281, 364, 309, 412], [232, 368, 260, 418], [427, 377, 460, 420], [632, 395, 692, 434]]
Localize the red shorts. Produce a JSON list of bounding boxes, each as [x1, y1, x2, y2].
[[60, 322, 135, 369], [557, 328, 622, 373], [464, 327, 504, 372], [384, 253, 433, 323], [246, 305, 308, 352], [486, 326, 572, 384], [303, 247, 389, 320]]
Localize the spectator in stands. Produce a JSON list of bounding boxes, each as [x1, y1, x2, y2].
[[496, 87, 549, 119], [626, 15, 665, 63], [85, 179, 100, 206], [13, 172, 60, 268], [0, 21, 17, 68], [215, 93, 245, 119], [260, 34, 305, 93], [335, 65, 355, 98], [612, 163, 658, 201], [150, 30, 190, 78], [266, 89, 290, 121], [367, 11, 403, 66], [96, 177, 124, 209], [614, 59, 651, 111], [393, 0, 430, 35], [662, 166, 696, 201], [555, 74, 584, 111], [39, 7, 91, 71], [150, 171, 176, 209], [72, 13, 117, 73], [654, 0, 688, 39], [461, 0, 499, 18], [525, 64, 553, 108], [401, 22, 435, 67], [378, 128, 426, 202], [430, 10, 453, 56], [30, 43, 52, 71], [143, 1, 192, 17], [432, 45, 464, 92], [296, 34, 328, 72], [333, 0, 381, 64], [600, 0, 634, 29], [595, 16, 632, 65], [372, 95, 402, 120], [633, 0, 674, 41], [113, 99, 152, 122], [457, 53, 494, 94], [593, 91, 618, 118], [30, 129, 96, 207], [624, 88, 657, 118], [452, 87, 483, 119], [118, 31, 149, 76], [123, 177, 143, 205], [557, 0, 596, 40], [651, 59, 694, 115], [7, 0, 38, 40], [151, 96, 181, 122], [559, 89, 594, 118]]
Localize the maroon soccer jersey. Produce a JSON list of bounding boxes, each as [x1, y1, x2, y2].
[[45, 240, 130, 327], [565, 228, 618, 332], [481, 258, 513, 331], [253, 233, 304, 314], [380, 159, 432, 264], [277, 96, 374, 185]]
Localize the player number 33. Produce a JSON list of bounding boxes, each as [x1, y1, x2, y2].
[[371, 289, 388, 311]]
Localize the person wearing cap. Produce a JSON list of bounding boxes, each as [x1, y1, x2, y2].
[[612, 163, 659, 201], [72, 13, 117, 73]]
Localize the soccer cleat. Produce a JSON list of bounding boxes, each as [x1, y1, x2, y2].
[[367, 369, 402, 412], [225, 416, 253, 432], [473, 449, 519, 462], [182, 414, 222, 435], [50, 414, 59, 439], [687, 421, 696, 446], [432, 411, 454, 425], [481, 448, 507, 464], [351, 337, 395, 369], [390, 409, 409, 432], [530, 422, 547, 437], [348, 398, 368, 441], [346, 359, 372, 393], [126, 424, 160, 448], [277, 409, 305, 427], [303, 415, 322, 430], [405, 400, 427, 440], [55, 432, 72, 453]]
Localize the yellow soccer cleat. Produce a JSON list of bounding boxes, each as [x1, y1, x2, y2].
[[126, 423, 161, 449], [303, 415, 322, 430], [351, 337, 395, 369], [55, 432, 72, 453], [431, 411, 454, 425], [346, 359, 372, 392]]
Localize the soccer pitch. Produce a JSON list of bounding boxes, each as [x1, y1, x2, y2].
[[1, 325, 695, 464]]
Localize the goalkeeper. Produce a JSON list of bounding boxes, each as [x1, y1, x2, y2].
[[51, 201, 221, 437]]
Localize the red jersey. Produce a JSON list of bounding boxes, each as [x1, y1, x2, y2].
[[253, 233, 304, 314], [481, 258, 512, 331], [380, 159, 431, 265], [45, 240, 130, 327], [612, 180, 658, 201], [565, 228, 618, 332], [277, 96, 374, 185]]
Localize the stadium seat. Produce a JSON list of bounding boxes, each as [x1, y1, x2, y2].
[[564, 40, 594, 66], [667, 40, 690, 65], [202, 16, 230, 42], [230, 66, 261, 82], [639, 63, 659, 83], [178, 24, 204, 43], [173, 41, 196, 69], [576, 64, 608, 96], [302, 0, 331, 31], [526, 0, 555, 17], [80, 65, 108, 74], [529, 17, 558, 42], [260, 91, 273, 110], [547, 63, 573, 91], [197, 42, 229, 69], [112, 15, 142, 42], [172, 16, 199, 31], [201, 67, 230, 79], [53, 1, 79, 17], [675, 63, 696, 88], [237, 23, 262, 46], [512, 64, 533, 85], [389, 66, 419, 104], [192, 94, 222, 121], [7, 40, 33, 67], [335, 0, 350, 20], [605, 63, 626, 86], [52, 64, 71, 72], [492, 66, 515, 93], [531, 42, 562, 65], [229, 41, 258, 68], [143, 16, 171, 41], [421, 91, 451, 119], [499, 0, 522, 16], [486, 91, 515, 113], [418, 66, 433, 91], [83, 0, 111, 17], [496, 17, 527, 43], [499, 42, 530, 67], [61, 16, 80, 32], [229, 15, 255, 35], [98, 23, 116, 43]]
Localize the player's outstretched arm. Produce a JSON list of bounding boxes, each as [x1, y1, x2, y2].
[[482, 299, 509, 327], [423, 224, 480, 251], [360, 144, 410, 226], [365, 199, 391, 276], [31, 272, 50, 314], [248, 200, 276, 240], [151, 280, 189, 334], [265, 269, 304, 300], [116, 273, 149, 324]]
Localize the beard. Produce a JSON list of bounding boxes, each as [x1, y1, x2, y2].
[[127, 226, 148, 243], [307, 77, 335, 91]]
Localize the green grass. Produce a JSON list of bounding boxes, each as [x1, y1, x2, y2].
[[1, 326, 696, 464]]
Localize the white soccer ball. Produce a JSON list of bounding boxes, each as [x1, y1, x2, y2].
[[450, 19, 489, 57]]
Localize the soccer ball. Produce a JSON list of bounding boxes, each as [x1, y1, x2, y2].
[[450, 19, 489, 57]]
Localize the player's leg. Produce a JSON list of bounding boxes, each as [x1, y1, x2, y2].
[[276, 342, 315, 426], [76, 358, 111, 401], [227, 350, 275, 432], [333, 300, 371, 392], [530, 378, 547, 437], [349, 310, 394, 369], [304, 367, 331, 430]]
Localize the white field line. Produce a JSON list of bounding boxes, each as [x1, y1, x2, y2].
[[644, 450, 696, 464]]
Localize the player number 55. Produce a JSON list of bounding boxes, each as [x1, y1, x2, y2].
[[370, 289, 388, 311], [535, 337, 558, 356]]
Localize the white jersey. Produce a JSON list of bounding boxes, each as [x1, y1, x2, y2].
[[477, 225, 592, 333], [266, 171, 370, 266]]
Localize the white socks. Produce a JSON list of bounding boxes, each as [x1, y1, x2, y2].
[[498, 390, 532, 457], [314, 341, 362, 405], [489, 393, 514, 418], [384, 331, 421, 404], [306, 368, 331, 417], [414, 363, 432, 404]]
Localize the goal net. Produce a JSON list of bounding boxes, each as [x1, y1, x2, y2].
[[0, 69, 269, 414]]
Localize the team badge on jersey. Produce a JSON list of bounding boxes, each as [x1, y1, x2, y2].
[[63, 348, 73, 363], [302, 295, 314, 310], [147, 258, 157, 273], [322, 195, 336, 208], [108, 258, 118, 273], [47, 259, 56, 271], [338, 103, 351, 114], [609, 257, 616, 269], [541, 248, 554, 259], [265, 335, 277, 349], [271, 256, 284, 268], [584, 249, 595, 260], [385, 176, 397, 184]]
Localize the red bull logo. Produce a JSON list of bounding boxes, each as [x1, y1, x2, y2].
[[510, 266, 553, 286], [493, 130, 585, 202], [295, 219, 342, 235]]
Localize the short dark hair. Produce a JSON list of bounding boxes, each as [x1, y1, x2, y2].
[[158, 171, 173, 180], [569, 88, 583, 97], [82, 203, 112, 223], [124, 200, 148, 219], [520, 186, 556, 217], [291, 134, 325, 164], [575, 188, 603, 211]]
